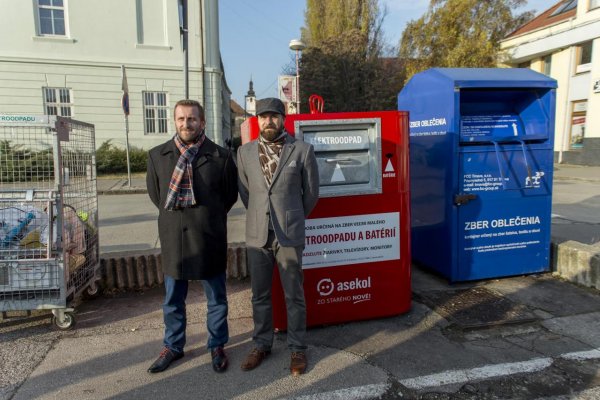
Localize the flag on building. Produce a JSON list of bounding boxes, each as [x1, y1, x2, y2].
[[121, 65, 130, 116]]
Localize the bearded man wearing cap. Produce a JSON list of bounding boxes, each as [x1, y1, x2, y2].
[[237, 97, 319, 376]]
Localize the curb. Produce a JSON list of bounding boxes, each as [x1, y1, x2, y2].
[[553, 176, 600, 184], [97, 189, 148, 195], [552, 240, 600, 290], [99, 243, 248, 290], [97, 240, 600, 292]]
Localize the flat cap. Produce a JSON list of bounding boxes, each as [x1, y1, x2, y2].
[[256, 97, 285, 116]]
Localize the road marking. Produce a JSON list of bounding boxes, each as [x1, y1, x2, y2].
[[287, 348, 600, 398], [561, 349, 600, 361], [288, 383, 389, 400], [400, 348, 600, 390], [400, 358, 553, 390]]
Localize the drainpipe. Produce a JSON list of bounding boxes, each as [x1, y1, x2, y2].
[[202, 0, 223, 145], [558, 46, 574, 164], [199, 0, 205, 110]]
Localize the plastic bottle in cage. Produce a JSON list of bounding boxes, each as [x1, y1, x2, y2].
[[1, 212, 36, 247]]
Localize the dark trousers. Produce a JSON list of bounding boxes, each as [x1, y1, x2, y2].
[[163, 273, 228, 353], [247, 230, 307, 352]]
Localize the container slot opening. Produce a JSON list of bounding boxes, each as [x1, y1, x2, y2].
[[459, 88, 551, 143]]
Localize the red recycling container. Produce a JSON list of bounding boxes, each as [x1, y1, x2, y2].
[[242, 110, 411, 328]]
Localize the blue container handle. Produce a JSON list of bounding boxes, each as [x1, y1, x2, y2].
[[491, 140, 533, 190]]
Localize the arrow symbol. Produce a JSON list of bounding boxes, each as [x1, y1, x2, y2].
[[512, 122, 518, 136]]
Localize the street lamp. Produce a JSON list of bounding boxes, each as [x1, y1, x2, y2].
[[289, 39, 305, 114]]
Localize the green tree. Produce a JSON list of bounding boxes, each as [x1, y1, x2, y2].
[[301, 31, 403, 112], [302, 0, 379, 49], [299, 0, 404, 112], [399, 0, 533, 81]]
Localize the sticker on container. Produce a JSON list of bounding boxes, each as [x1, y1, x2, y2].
[[303, 212, 400, 269]]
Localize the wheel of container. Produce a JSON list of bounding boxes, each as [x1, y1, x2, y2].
[[84, 280, 102, 298], [52, 312, 75, 330]]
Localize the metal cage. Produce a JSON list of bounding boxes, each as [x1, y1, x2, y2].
[[0, 115, 99, 329]]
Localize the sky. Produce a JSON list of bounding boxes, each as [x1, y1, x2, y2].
[[219, 0, 552, 107]]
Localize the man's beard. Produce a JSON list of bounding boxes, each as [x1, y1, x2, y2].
[[177, 126, 201, 143], [260, 126, 283, 141]]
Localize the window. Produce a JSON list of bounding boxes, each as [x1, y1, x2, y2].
[[551, 0, 578, 16], [569, 101, 587, 149], [575, 41, 593, 73], [143, 92, 169, 134], [37, 0, 66, 36], [590, 0, 600, 10], [543, 54, 552, 76], [43, 87, 72, 117], [136, 0, 167, 46]]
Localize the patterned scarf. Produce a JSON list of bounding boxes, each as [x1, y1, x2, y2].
[[258, 131, 287, 186], [164, 132, 206, 210]]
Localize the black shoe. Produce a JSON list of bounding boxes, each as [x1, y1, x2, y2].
[[211, 346, 228, 372], [147, 347, 184, 373]]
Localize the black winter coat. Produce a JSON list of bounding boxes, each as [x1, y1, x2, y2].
[[146, 137, 238, 280]]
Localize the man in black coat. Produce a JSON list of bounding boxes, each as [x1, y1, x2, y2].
[[146, 99, 238, 373]]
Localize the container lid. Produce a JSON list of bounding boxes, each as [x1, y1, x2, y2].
[[423, 68, 557, 89]]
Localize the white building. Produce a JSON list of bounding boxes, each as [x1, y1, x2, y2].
[[0, 0, 230, 149], [500, 0, 600, 165]]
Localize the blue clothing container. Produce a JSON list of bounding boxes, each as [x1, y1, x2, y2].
[[398, 68, 557, 282]]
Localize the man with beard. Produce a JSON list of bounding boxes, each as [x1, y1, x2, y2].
[[146, 99, 238, 374], [237, 98, 319, 376]]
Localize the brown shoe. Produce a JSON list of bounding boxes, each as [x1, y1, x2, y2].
[[241, 348, 270, 371], [290, 351, 307, 376]]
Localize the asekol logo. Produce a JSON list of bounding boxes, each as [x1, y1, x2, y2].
[[317, 276, 371, 296], [316, 278, 335, 296]]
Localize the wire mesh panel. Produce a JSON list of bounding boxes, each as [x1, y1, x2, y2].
[[0, 120, 56, 190], [0, 115, 98, 316], [58, 118, 99, 295], [0, 190, 62, 309]]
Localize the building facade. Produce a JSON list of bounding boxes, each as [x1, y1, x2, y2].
[[501, 0, 600, 165], [0, 0, 230, 149]]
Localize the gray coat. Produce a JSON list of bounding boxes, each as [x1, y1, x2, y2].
[[146, 137, 238, 280], [237, 134, 319, 248]]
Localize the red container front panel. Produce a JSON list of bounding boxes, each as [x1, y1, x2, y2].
[[267, 110, 412, 329]]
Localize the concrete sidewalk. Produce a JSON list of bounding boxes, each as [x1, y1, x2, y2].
[[3, 262, 600, 399], [97, 173, 147, 195], [553, 163, 600, 184]]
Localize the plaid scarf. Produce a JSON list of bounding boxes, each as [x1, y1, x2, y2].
[[164, 132, 205, 210], [258, 131, 287, 186]]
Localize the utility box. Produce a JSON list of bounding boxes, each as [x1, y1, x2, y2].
[[398, 68, 557, 282], [242, 111, 411, 327], [281, 111, 411, 327]]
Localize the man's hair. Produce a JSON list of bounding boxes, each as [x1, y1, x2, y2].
[[174, 99, 205, 121]]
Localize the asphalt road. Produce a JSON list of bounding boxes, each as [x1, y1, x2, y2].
[[98, 196, 246, 254], [97, 175, 600, 255], [551, 179, 600, 244]]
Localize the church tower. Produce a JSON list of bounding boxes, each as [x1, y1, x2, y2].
[[244, 77, 256, 116]]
